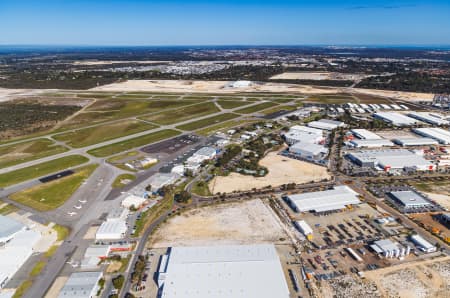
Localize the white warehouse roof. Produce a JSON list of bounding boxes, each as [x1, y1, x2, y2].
[[290, 142, 328, 156], [348, 139, 394, 148], [373, 112, 419, 126], [121, 195, 147, 209], [95, 219, 127, 240], [393, 138, 439, 146], [351, 129, 382, 140], [58, 271, 103, 298], [285, 185, 361, 213], [0, 215, 25, 244], [389, 191, 433, 208], [307, 119, 344, 131], [407, 112, 449, 126], [295, 220, 313, 235], [289, 125, 323, 136], [160, 244, 290, 298], [413, 127, 450, 145]]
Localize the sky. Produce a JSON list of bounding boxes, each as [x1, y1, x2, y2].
[[1, 0, 450, 46]]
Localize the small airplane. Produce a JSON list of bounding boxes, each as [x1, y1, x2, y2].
[[78, 199, 87, 204], [67, 212, 77, 216], [74, 205, 82, 210]]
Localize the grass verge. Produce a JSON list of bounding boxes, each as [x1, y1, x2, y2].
[[9, 164, 98, 211], [176, 113, 239, 131], [0, 155, 89, 188], [87, 129, 180, 157]]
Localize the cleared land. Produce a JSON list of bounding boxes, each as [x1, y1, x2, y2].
[[270, 72, 365, 81], [176, 113, 239, 131], [0, 155, 89, 188], [140, 102, 220, 125], [9, 164, 98, 211], [53, 120, 157, 148], [149, 199, 289, 247], [209, 150, 330, 194], [0, 139, 68, 169], [216, 100, 248, 109], [235, 102, 278, 114], [87, 129, 180, 157]]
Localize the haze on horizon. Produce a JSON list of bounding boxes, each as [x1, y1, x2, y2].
[[1, 0, 450, 46]]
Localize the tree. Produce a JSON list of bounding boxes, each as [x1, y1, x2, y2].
[[112, 275, 125, 290], [175, 190, 191, 203]]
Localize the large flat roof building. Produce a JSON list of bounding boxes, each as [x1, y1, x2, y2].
[[373, 112, 419, 126], [0, 216, 25, 245], [348, 139, 394, 148], [58, 271, 103, 298], [388, 191, 433, 209], [347, 149, 434, 171], [413, 127, 450, 145], [407, 112, 449, 126], [289, 142, 328, 160], [158, 244, 290, 298], [351, 129, 382, 140], [307, 119, 345, 131], [284, 185, 360, 213], [393, 137, 439, 147]]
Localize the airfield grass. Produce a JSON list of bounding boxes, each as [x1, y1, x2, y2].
[[9, 164, 98, 212], [176, 113, 239, 131], [0, 203, 19, 215], [112, 174, 136, 188], [261, 105, 298, 115], [0, 155, 89, 188], [53, 224, 70, 241], [53, 120, 158, 148], [234, 102, 278, 114], [140, 102, 220, 125], [61, 98, 202, 129], [305, 93, 357, 104], [195, 119, 258, 136], [88, 129, 181, 157], [270, 97, 297, 103], [216, 100, 249, 109], [12, 280, 32, 298], [0, 139, 68, 169]]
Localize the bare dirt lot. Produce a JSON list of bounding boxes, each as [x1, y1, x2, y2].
[[363, 256, 450, 298], [423, 192, 450, 210], [149, 199, 289, 248], [270, 72, 366, 81], [209, 151, 330, 194]]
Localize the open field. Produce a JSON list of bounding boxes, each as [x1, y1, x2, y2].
[[423, 193, 450, 210], [270, 71, 365, 81], [234, 102, 278, 114], [140, 102, 220, 125], [0, 139, 68, 169], [216, 100, 248, 109], [0, 155, 89, 188], [176, 113, 239, 131], [195, 119, 258, 136], [53, 120, 157, 148], [149, 199, 289, 247], [9, 164, 98, 211], [363, 257, 450, 298], [209, 150, 330, 194], [87, 129, 180, 157], [260, 104, 298, 115]]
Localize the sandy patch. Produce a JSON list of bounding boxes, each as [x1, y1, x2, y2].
[[106, 261, 122, 273], [44, 276, 69, 298], [353, 88, 433, 102], [270, 72, 365, 81], [423, 192, 450, 210], [83, 226, 99, 240], [209, 151, 330, 194], [150, 199, 289, 248]]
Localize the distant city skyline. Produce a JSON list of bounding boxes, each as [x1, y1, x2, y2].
[[1, 0, 450, 46]]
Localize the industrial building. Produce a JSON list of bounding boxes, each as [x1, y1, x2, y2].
[[158, 244, 290, 298], [370, 239, 410, 259], [407, 112, 449, 126], [438, 213, 450, 228], [284, 185, 361, 213], [81, 245, 111, 268], [58, 271, 103, 298], [96, 208, 129, 240], [147, 172, 180, 192], [283, 125, 324, 145], [393, 137, 439, 147], [347, 139, 394, 148], [307, 119, 345, 131], [0, 216, 41, 289], [289, 142, 328, 161], [351, 129, 382, 140], [295, 220, 313, 240], [347, 149, 434, 172], [409, 234, 437, 253], [413, 127, 450, 145], [373, 112, 419, 126], [388, 190, 434, 210], [121, 195, 147, 209]]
